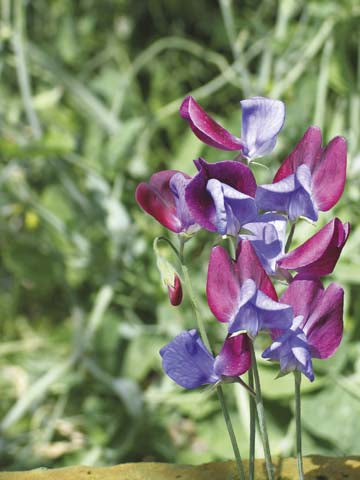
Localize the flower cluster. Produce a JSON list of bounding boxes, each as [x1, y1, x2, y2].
[[136, 96, 349, 386]]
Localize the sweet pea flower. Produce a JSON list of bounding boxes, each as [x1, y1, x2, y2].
[[207, 241, 293, 338], [240, 213, 287, 274], [278, 218, 350, 277], [180, 96, 285, 161], [262, 275, 344, 381], [185, 158, 258, 235], [160, 329, 251, 389], [256, 126, 347, 221], [135, 170, 198, 234]]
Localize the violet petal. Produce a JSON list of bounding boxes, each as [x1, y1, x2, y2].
[[241, 97, 285, 160], [160, 330, 219, 389]]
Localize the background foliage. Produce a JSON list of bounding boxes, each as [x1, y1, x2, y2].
[[1, 0, 360, 470]]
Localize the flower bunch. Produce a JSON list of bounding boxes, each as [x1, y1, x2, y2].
[[135, 96, 349, 480]]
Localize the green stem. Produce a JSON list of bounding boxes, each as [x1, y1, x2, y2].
[[250, 343, 274, 480], [179, 237, 245, 480], [294, 371, 304, 480], [285, 222, 296, 253], [248, 368, 255, 480]]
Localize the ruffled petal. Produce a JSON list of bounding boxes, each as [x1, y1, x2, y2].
[[214, 334, 251, 377], [312, 136, 347, 211], [160, 330, 219, 389], [304, 283, 344, 359], [278, 218, 350, 276], [273, 126, 323, 182], [256, 165, 318, 221], [180, 96, 243, 151], [241, 97, 285, 160], [206, 179, 257, 235], [207, 246, 241, 323], [241, 213, 287, 274], [280, 275, 323, 323], [185, 159, 257, 232]]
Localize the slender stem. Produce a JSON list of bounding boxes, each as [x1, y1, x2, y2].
[[248, 368, 255, 480], [250, 343, 274, 480], [294, 371, 304, 480], [179, 237, 245, 480], [285, 222, 296, 253]]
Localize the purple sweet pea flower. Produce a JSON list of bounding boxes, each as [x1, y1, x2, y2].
[[135, 170, 198, 233], [207, 241, 293, 338], [278, 218, 350, 276], [255, 126, 347, 221], [262, 316, 314, 381], [240, 213, 287, 274], [160, 329, 251, 389], [180, 96, 285, 161], [262, 275, 344, 381], [185, 158, 258, 235]]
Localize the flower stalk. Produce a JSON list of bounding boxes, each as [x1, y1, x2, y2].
[[294, 371, 304, 480]]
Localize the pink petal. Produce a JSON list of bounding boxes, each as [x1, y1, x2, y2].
[[214, 334, 251, 377], [312, 136, 347, 211], [304, 283, 344, 359], [278, 218, 350, 276], [280, 275, 323, 322], [273, 126, 323, 182], [135, 183, 181, 233], [207, 246, 241, 323], [236, 240, 278, 300], [179, 96, 244, 151]]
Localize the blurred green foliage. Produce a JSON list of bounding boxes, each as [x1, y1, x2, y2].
[[1, 0, 360, 470]]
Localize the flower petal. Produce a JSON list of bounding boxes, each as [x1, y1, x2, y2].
[[278, 218, 350, 276], [312, 136, 347, 211], [273, 126, 323, 182], [304, 283, 344, 359], [207, 246, 241, 323], [235, 240, 278, 300], [214, 334, 251, 377], [206, 179, 257, 235], [185, 159, 257, 232], [180, 96, 243, 151], [241, 97, 285, 160], [280, 275, 323, 323], [241, 213, 287, 274], [256, 165, 318, 221], [160, 330, 219, 389], [135, 170, 184, 232]]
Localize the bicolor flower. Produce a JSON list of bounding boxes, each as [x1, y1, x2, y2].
[[256, 126, 347, 221], [207, 241, 293, 338], [135, 170, 198, 233], [240, 213, 287, 274], [185, 158, 258, 235], [160, 329, 251, 389], [180, 96, 285, 161], [262, 275, 344, 381], [278, 218, 350, 277]]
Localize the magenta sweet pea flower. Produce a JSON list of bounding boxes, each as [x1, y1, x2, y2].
[[278, 218, 350, 276], [180, 96, 285, 161], [255, 126, 347, 221], [185, 158, 258, 235], [135, 170, 198, 233], [262, 275, 344, 381], [160, 329, 251, 389], [207, 241, 293, 338]]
